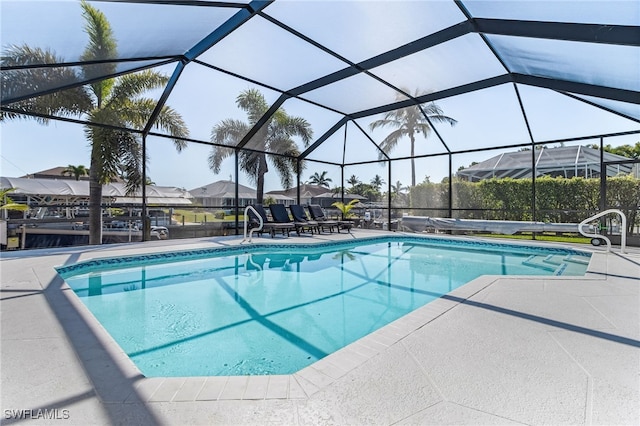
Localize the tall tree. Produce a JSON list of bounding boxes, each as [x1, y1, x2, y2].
[[369, 88, 456, 187], [1, 1, 188, 244], [347, 175, 360, 189], [391, 180, 407, 195], [61, 164, 89, 181], [209, 89, 313, 203], [370, 174, 385, 191], [307, 171, 332, 188], [588, 142, 640, 159]]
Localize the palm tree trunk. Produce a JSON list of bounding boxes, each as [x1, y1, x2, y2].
[[410, 135, 416, 187], [88, 157, 103, 245], [256, 154, 268, 204]]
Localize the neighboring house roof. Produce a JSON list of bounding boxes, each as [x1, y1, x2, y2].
[[267, 184, 329, 199], [23, 166, 84, 180], [22, 166, 124, 183], [314, 192, 367, 200], [1, 176, 193, 205], [189, 180, 256, 200], [457, 146, 633, 181], [266, 194, 295, 202]]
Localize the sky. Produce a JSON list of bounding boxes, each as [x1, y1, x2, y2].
[[1, 0, 639, 194]]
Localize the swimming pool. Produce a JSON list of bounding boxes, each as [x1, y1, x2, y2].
[[57, 236, 591, 377]]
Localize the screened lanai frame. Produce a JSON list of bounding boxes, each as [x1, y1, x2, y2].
[[1, 0, 639, 240]]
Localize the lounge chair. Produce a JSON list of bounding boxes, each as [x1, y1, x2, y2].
[[248, 204, 294, 237], [267, 204, 298, 237], [289, 204, 319, 235], [307, 204, 339, 233], [309, 204, 354, 233], [269, 204, 295, 225]]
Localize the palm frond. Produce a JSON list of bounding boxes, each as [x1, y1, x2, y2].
[[209, 119, 249, 173], [266, 134, 300, 156], [115, 98, 189, 151], [279, 116, 313, 147], [86, 108, 138, 184], [1, 45, 92, 120], [208, 146, 235, 174], [116, 134, 144, 194], [155, 105, 189, 150], [270, 154, 298, 190], [2, 45, 50, 67], [211, 119, 248, 146], [419, 102, 457, 127], [108, 70, 168, 106], [237, 151, 262, 185], [236, 88, 269, 124], [377, 128, 406, 159], [370, 116, 402, 132], [80, 0, 117, 105], [115, 98, 155, 129]]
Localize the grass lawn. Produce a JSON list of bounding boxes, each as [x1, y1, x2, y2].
[[171, 209, 241, 223]]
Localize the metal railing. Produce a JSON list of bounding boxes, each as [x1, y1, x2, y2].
[[579, 209, 627, 253], [241, 205, 263, 243]]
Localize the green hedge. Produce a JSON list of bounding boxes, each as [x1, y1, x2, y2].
[[408, 176, 639, 232]]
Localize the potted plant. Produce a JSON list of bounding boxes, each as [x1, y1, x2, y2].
[[331, 199, 359, 220]]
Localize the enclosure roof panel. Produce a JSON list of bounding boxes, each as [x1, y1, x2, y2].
[[1, 0, 638, 162]]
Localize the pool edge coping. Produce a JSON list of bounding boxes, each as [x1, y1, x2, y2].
[[57, 247, 608, 404], [55, 233, 593, 277]]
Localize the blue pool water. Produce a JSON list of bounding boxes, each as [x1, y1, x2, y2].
[[57, 236, 590, 377]]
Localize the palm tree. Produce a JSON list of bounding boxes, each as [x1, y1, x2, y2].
[[391, 180, 407, 195], [347, 175, 360, 189], [209, 88, 313, 203], [1, 1, 188, 244], [391, 180, 408, 206], [61, 164, 89, 181], [369, 88, 457, 187], [370, 174, 385, 191], [0, 45, 93, 122], [307, 171, 332, 188]]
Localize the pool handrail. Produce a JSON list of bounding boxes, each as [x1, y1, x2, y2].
[[579, 209, 626, 254], [242, 205, 263, 243]]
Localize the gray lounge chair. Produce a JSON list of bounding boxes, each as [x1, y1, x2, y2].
[[269, 204, 296, 236], [289, 204, 319, 235], [308, 204, 354, 233], [248, 204, 294, 237], [307, 204, 339, 233]]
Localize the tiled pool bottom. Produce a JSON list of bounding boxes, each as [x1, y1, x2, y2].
[[2, 231, 638, 425], [56, 236, 590, 378]]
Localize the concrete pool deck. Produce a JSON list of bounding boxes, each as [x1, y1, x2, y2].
[[1, 229, 638, 425]]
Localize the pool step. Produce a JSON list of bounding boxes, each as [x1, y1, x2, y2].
[[523, 255, 570, 275], [563, 254, 591, 265], [553, 263, 568, 276], [522, 255, 557, 271]]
